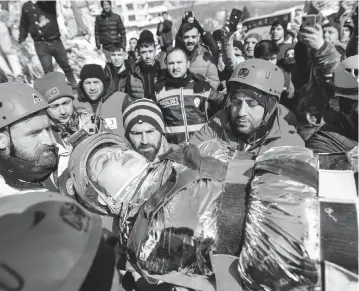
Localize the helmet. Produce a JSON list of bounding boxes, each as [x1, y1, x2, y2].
[[229, 59, 284, 99], [0, 192, 115, 291], [333, 55, 358, 100], [0, 82, 49, 129], [68, 133, 132, 214]]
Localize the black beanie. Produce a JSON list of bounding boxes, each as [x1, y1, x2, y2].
[[80, 64, 106, 85], [138, 30, 155, 47]]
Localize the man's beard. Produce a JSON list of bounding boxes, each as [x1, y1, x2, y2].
[[14, 144, 58, 171], [230, 117, 259, 141], [136, 139, 162, 162]]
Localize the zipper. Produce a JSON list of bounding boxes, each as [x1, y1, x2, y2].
[[179, 87, 190, 142]]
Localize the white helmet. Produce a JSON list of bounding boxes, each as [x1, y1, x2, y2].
[[333, 55, 358, 100]]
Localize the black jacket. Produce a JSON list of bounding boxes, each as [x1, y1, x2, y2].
[[104, 60, 130, 93], [95, 11, 126, 50], [19, 1, 60, 43]]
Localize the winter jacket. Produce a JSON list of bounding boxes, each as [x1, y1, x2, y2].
[[305, 116, 358, 153], [190, 104, 304, 156], [19, 1, 60, 43], [125, 60, 162, 100], [77, 83, 127, 137], [104, 60, 130, 92], [0, 175, 50, 198], [188, 44, 220, 90], [95, 11, 126, 50], [154, 73, 226, 144], [157, 19, 173, 48], [293, 41, 341, 125]]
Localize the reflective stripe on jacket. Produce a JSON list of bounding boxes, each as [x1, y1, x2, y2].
[[155, 80, 211, 143]]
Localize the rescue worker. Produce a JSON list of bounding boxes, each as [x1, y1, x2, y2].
[[189, 59, 304, 155], [306, 55, 358, 153], [153, 47, 225, 144], [123, 98, 172, 162], [34, 71, 110, 197], [0, 82, 58, 197], [0, 192, 123, 291], [77, 64, 127, 137]]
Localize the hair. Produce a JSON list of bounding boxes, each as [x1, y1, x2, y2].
[[162, 11, 168, 16], [100, 1, 111, 8], [129, 37, 138, 42], [182, 23, 198, 36], [165, 46, 188, 62], [109, 43, 125, 53], [138, 42, 155, 50], [254, 40, 279, 59]]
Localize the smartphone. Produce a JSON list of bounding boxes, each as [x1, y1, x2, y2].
[[185, 11, 193, 20], [228, 8, 242, 32], [302, 15, 316, 28]]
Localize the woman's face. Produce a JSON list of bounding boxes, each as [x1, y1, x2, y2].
[[234, 46, 245, 63], [88, 145, 148, 196], [285, 49, 295, 65]]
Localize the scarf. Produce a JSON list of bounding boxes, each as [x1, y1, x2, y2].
[[166, 70, 193, 88]]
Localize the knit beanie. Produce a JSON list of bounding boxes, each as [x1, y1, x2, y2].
[[244, 33, 262, 43], [123, 99, 165, 138], [138, 30, 155, 47], [80, 64, 106, 85], [34, 72, 74, 103], [271, 19, 288, 36]]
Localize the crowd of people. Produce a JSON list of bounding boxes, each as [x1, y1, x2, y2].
[[0, 1, 358, 291]]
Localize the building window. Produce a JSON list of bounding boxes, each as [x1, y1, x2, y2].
[[129, 15, 136, 22], [127, 3, 134, 10]]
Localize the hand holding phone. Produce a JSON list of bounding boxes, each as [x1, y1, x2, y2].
[[184, 11, 194, 22], [302, 15, 316, 29], [228, 8, 242, 32]]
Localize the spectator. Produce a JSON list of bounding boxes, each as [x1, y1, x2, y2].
[[125, 30, 162, 100], [77, 64, 127, 137], [153, 47, 225, 144], [128, 37, 138, 63], [104, 44, 130, 92], [339, 18, 355, 49], [285, 29, 297, 44], [322, 21, 341, 46], [306, 55, 358, 153], [270, 19, 293, 61], [157, 11, 173, 53], [95, 1, 126, 61], [243, 33, 261, 59], [346, 6, 358, 58], [19, 1, 77, 88], [254, 40, 279, 64], [123, 99, 171, 162], [190, 59, 304, 154], [295, 24, 341, 140], [222, 29, 247, 72], [179, 23, 220, 89]]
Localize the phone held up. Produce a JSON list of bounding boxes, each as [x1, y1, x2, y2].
[[228, 8, 243, 32], [302, 14, 316, 29], [185, 11, 194, 21]]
